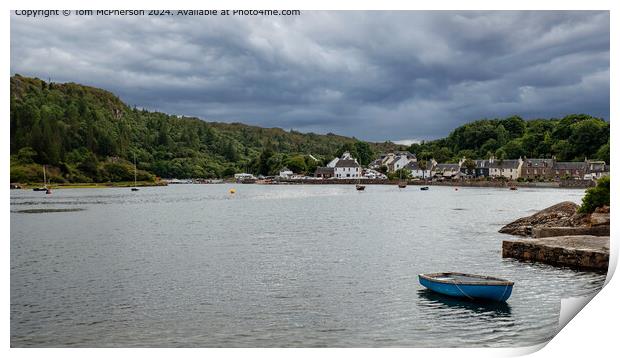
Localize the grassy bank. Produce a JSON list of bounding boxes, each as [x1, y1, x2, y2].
[[16, 181, 167, 189]]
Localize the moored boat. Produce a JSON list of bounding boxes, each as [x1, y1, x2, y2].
[[356, 184, 366, 191], [420, 186, 429, 190], [418, 272, 513, 302]]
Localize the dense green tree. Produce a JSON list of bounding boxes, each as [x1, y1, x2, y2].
[[578, 176, 610, 213]]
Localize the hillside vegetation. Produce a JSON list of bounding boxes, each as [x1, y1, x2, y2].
[[408, 115, 609, 163], [10, 75, 398, 183], [10, 75, 609, 184]]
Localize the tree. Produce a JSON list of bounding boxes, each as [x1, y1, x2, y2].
[[354, 141, 373, 166], [463, 158, 476, 173], [594, 142, 609, 164], [286, 155, 307, 174], [418, 159, 428, 179], [16, 147, 37, 163], [578, 176, 609, 213]]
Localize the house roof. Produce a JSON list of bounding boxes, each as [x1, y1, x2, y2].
[[475, 160, 490, 168], [435, 163, 460, 171], [489, 160, 521, 169], [315, 167, 335, 174], [280, 167, 291, 172], [524, 158, 554, 167], [555, 162, 586, 170], [334, 159, 361, 168]]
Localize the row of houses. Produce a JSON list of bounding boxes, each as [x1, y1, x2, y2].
[[313, 151, 609, 181]]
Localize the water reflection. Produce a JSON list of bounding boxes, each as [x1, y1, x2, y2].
[[417, 289, 512, 317]]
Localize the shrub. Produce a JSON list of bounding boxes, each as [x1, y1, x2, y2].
[[578, 176, 610, 213]]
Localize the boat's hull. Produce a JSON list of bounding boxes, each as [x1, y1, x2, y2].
[[419, 274, 513, 302]]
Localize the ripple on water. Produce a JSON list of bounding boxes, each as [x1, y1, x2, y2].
[[10, 185, 605, 347]]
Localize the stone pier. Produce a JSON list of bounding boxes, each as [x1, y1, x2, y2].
[[502, 235, 609, 270]]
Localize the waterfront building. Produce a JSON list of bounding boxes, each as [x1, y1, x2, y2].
[[521, 158, 555, 180], [369, 151, 416, 172], [334, 159, 362, 179], [278, 167, 294, 178], [585, 160, 609, 180], [474, 159, 491, 178], [432, 163, 461, 179], [363, 168, 387, 179], [553, 162, 587, 180], [326, 151, 354, 168], [314, 167, 335, 179], [404, 160, 435, 179], [234, 173, 256, 181], [488, 157, 523, 180]]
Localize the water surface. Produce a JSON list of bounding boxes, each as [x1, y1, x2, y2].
[[11, 184, 605, 347]]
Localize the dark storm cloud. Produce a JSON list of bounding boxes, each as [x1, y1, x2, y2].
[[10, 11, 609, 141]]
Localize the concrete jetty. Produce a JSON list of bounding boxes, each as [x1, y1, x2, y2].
[[502, 235, 609, 270]]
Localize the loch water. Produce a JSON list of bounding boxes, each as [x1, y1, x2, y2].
[[11, 184, 606, 347]]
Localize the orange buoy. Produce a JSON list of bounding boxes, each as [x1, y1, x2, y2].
[[229, 188, 236, 194]]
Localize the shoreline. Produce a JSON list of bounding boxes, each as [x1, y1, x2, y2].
[[11, 179, 594, 189], [13, 181, 168, 189]]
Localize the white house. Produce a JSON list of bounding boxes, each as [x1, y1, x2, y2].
[[234, 173, 256, 181], [432, 163, 461, 179], [327, 151, 354, 168], [334, 159, 362, 179], [404, 159, 435, 179], [278, 167, 293, 178], [370, 151, 417, 172], [585, 160, 609, 180], [363, 168, 387, 179]]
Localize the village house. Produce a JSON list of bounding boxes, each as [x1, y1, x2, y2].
[[315, 151, 361, 179], [369, 151, 416, 172], [314, 167, 334, 179], [585, 160, 609, 180], [362, 168, 387, 179], [404, 159, 435, 179], [488, 157, 523, 180], [521, 158, 555, 180], [278, 167, 293, 179], [474, 159, 491, 178], [553, 162, 587, 180], [334, 159, 362, 179], [432, 163, 461, 180]]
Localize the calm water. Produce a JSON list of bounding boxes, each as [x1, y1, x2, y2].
[[10, 184, 606, 347]]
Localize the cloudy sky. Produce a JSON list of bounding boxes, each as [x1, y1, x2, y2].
[[11, 11, 609, 142]]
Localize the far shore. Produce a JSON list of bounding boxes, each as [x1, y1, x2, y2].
[[13, 181, 167, 189], [11, 178, 596, 190]]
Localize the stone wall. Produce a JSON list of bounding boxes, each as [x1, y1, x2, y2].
[[533, 225, 610, 238], [502, 236, 609, 270]]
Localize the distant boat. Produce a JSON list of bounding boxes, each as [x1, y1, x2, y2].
[[398, 169, 407, 189], [419, 272, 513, 302], [131, 153, 139, 191], [356, 177, 365, 191], [509, 185, 517, 190], [420, 186, 429, 191], [33, 165, 51, 193]]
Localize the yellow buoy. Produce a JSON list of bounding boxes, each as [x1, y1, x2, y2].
[[229, 188, 236, 194]]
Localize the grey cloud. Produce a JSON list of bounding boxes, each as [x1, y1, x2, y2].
[[10, 11, 609, 141]]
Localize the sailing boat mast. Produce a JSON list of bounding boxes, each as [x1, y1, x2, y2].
[[43, 165, 47, 188], [131, 153, 139, 191]]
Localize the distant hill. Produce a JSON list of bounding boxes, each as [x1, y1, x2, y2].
[[10, 75, 401, 183], [407, 114, 609, 164], [10, 75, 609, 184]]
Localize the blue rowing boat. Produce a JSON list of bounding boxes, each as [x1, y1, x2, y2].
[[418, 272, 513, 302]]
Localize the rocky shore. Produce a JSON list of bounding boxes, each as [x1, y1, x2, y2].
[[500, 202, 610, 270]]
